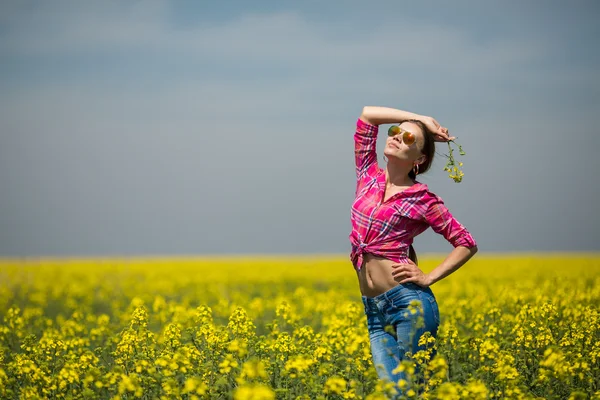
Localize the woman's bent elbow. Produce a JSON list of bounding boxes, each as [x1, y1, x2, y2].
[[360, 106, 374, 124]]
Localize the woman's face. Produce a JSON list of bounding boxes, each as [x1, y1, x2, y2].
[[383, 121, 426, 164]]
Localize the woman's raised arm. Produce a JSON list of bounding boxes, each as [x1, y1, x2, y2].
[[359, 106, 423, 126], [360, 106, 454, 141]]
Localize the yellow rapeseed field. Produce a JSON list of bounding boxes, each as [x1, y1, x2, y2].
[[0, 254, 599, 399]]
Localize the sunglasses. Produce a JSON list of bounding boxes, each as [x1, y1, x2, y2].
[[387, 125, 416, 146]]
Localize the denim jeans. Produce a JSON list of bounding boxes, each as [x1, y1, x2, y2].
[[361, 283, 440, 397]]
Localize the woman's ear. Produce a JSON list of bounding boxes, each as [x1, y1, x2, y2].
[[417, 156, 426, 165]]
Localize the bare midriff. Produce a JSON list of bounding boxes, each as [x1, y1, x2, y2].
[[356, 253, 403, 297]]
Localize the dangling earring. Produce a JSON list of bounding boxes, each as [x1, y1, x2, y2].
[[413, 163, 420, 175], [383, 155, 388, 163]]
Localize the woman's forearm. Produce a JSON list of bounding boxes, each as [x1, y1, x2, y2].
[[426, 245, 478, 286], [360, 106, 423, 126]]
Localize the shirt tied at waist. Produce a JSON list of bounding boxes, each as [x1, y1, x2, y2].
[[350, 239, 411, 271], [350, 241, 371, 271]]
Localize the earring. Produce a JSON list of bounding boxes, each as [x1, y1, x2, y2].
[[383, 155, 388, 163], [413, 163, 420, 175]]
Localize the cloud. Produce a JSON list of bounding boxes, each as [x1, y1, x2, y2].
[[1, 1, 549, 76], [0, 1, 167, 54], [1, 0, 569, 124], [2, 1, 596, 140]]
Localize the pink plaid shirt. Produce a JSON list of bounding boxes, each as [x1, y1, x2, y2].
[[349, 118, 477, 271]]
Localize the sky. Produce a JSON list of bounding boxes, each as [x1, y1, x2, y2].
[[1, 0, 599, 257]]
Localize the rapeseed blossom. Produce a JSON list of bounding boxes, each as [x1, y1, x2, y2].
[[0, 255, 598, 398]]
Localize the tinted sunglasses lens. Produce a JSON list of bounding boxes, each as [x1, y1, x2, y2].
[[402, 131, 416, 145], [388, 125, 401, 137]]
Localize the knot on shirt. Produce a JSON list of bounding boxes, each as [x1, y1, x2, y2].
[[351, 242, 370, 271]]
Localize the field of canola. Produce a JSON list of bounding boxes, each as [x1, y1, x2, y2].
[[0, 254, 599, 400]]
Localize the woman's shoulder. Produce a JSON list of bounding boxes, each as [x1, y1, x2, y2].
[[411, 181, 444, 204], [409, 180, 431, 195]]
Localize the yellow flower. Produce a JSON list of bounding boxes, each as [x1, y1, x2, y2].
[[233, 383, 275, 400], [324, 376, 347, 395], [182, 377, 208, 395], [284, 355, 315, 378], [219, 354, 239, 374]]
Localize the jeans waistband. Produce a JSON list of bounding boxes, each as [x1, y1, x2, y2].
[[361, 282, 425, 308]]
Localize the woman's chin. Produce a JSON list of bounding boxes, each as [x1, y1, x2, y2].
[[383, 148, 397, 158], [383, 150, 405, 160], [384, 153, 413, 166]]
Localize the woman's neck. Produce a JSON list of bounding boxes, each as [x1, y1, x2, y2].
[[386, 161, 414, 187]]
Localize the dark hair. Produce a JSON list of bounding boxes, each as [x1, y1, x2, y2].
[[404, 119, 436, 180], [408, 244, 418, 265]]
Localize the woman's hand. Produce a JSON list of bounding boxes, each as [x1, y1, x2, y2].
[[391, 259, 432, 287], [419, 116, 456, 142]]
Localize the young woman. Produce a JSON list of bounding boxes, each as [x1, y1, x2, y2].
[[350, 106, 478, 395]]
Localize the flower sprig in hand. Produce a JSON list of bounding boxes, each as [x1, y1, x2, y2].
[[443, 140, 466, 183], [418, 116, 468, 183]]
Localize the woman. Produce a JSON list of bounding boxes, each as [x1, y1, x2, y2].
[[350, 106, 478, 395]]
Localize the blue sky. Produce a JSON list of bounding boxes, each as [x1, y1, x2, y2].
[[1, 1, 599, 256]]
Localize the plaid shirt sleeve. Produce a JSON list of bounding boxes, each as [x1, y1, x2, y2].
[[354, 118, 379, 192], [423, 193, 477, 248]]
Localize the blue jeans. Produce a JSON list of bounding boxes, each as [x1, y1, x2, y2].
[[361, 283, 440, 397]]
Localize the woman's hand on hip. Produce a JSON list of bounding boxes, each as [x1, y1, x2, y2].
[[391, 259, 432, 287]]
